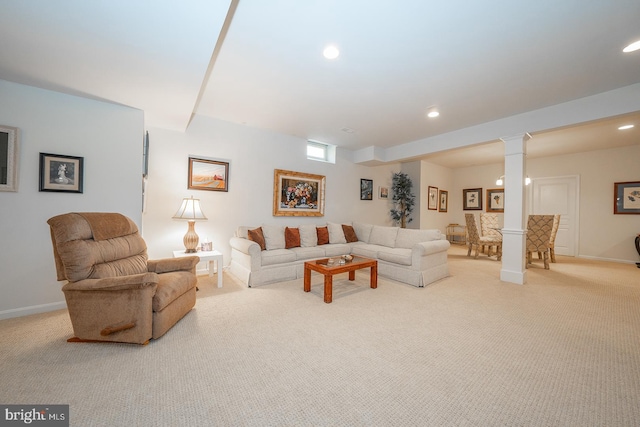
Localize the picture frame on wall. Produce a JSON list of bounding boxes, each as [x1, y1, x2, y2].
[[360, 179, 373, 200], [428, 186, 438, 210], [379, 186, 389, 199], [0, 125, 19, 192], [273, 169, 325, 216], [614, 181, 640, 214], [39, 152, 84, 193], [463, 188, 482, 210], [439, 190, 448, 212], [486, 188, 505, 213], [188, 157, 229, 192]]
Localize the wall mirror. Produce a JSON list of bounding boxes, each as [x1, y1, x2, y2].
[[0, 125, 19, 192]]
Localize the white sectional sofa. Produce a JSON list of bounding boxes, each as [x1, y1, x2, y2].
[[228, 222, 450, 288]]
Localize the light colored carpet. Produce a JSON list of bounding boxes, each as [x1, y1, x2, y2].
[[1, 245, 639, 426]]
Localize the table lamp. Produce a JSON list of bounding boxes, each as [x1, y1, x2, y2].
[[173, 196, 207, 253]]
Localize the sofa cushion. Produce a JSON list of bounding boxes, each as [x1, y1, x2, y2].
[[285, 227, 301, 249], [324, 243, 351, 257], [262, 225, 286, 250], [290, 246, 325, 261], [317, 226, 329, 245], [327, 222, 347, 244], [395, 228, 443, 249], [261, 249, 296, 266], [350, 243, 379, 259], [247, 227, 266, 251], [299, 224, 318, 247], [342, 224, 358, 243], [377, 247, 412, 266], [353, 222, 373, 243], [369, 225, 399, 248]]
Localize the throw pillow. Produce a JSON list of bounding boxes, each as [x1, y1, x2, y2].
[[327, 222, 347, 244], [285, 227, 301, 249], [342, 224, 359, 243], [317, 226, 329, 245], [247, 227, 266, 250], [299, 224, 318, 247], [262, 225, 286, 250]]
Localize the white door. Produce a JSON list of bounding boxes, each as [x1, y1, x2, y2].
[[529, 175, 579, 256]]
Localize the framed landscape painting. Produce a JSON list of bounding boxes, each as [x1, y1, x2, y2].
[[486, 188, 505, 213], [188, 157, 229, 191], [614, 181, 640, 214], [463, 188, 482, 210], [273, 169, 325, 216]]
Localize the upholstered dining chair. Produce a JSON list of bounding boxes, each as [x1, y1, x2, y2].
[[526, 214, 555, 269], [465, 213, 502, 260], [537, 214, 561, 263], [480, 212, 502, 256], [48, 212, 199, 345]]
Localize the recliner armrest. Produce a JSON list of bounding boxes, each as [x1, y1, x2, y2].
[[148, 256, 199, 274], [62, 272, 159, 292]]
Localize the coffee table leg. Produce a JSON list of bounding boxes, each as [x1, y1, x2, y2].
[[348, 270, 355, 281], [304, 267, 311, 292], [324, 274, 333, 303], [370, 264, 377, 289]]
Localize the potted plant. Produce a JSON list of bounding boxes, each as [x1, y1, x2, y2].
[[390, 172, 415, 228]]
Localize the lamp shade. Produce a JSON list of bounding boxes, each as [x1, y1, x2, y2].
[[173, 196, 207, 221]]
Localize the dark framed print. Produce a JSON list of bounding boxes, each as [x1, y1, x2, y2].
[[486, 188, 505, 213], [360, 179, 373, 200], [0, 125, 19, 192], [188, 157, 229, 191], [614, 181, 640, 214], [463, 188, 482, 210], [439, 190, 448, 212], [428, 186, 438, 210], [273, 169, 325, 216], [39, 153, 83, 193]]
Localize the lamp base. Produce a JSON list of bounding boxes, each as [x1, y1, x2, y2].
[[183, 220, 199, 254]]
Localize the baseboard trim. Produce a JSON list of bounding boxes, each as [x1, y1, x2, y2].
[[0, 301, 67, 320], [577, 255, 637, 265]]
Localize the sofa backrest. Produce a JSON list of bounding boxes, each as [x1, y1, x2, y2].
[[395, 228, 443, 248]]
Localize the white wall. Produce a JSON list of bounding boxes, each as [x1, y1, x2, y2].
[[451, 145, 640, 263], [142, 115, 400, 266], [0, 80, 144, 319]]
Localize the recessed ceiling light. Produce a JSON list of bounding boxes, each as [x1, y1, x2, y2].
[[323, 45, 339, 60], [623, 39, 640, 53], [618, 124, 634, 130], [427, 110, 440, 118]]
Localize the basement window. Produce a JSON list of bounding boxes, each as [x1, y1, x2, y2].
[[307, 140, 336, 164]]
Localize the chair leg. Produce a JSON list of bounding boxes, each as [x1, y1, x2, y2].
[[537, 251, 542, 259], [543, 252, 549, 270], [550, 248, 556, 263], [467, 244, 472, 257], [474, 245, 480, 259], [496, 245, 502, 261], [527, 251, 532, 264]]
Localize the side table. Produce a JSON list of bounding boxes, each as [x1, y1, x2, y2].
[[173, 249, 223, 288]]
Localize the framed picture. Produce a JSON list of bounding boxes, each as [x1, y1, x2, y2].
[[614, 181, 640, 214], [0, 125, 19, 192], [428, 186, 438, 210], [361, 179, 373, 200], [439, 190, 448, 212], [463, 188, 482, 210], [379, 186, 389, 199], [486, 188, 505, 213], [188, 157, 229, 191], [39, 153, 83, 193], [273, 169, 325, 216]]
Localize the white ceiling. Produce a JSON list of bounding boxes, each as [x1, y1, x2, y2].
[[1, 0, 639, 168]]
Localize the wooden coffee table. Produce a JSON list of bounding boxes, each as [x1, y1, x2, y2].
[[303, 256, 377, 303]]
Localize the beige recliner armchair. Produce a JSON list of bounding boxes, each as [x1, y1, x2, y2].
[[48, 212, 199, 345]]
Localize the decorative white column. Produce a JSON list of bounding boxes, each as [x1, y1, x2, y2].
[[499, 133, 530, 284]]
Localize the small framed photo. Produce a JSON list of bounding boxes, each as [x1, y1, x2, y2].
[[439, 190, 448, 212], [614, 181, 640, 214], [428, 186, 438, 210], [378, 186, 389, 199], [188, 157, 229, 192], [39, 153, 84, 193], [360, 179, 373, 200], [463, 188, 482, 210], [486, 188, 505, 213]]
